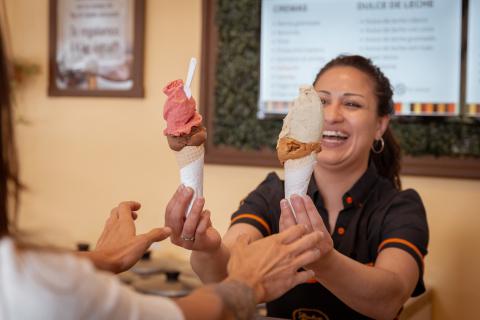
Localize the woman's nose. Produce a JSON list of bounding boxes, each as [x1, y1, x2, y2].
[[323, 101, 343, 123]]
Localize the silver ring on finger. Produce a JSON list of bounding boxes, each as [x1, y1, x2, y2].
[[181, 234, 195, 241]]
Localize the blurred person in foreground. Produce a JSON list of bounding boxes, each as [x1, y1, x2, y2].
[[0, 28, 323, 320]]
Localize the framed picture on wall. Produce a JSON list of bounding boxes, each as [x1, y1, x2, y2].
[[48, 0, 145, 97]]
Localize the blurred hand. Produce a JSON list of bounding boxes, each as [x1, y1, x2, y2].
[[227, 224, 322, 303], [165, 185, 221, 252], [86, 201, 171, 273], [279, 195, 334, 270]]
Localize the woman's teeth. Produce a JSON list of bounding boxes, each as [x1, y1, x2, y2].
[[322, 130, 348, 140]]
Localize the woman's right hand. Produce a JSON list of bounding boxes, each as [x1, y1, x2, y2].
[[279, 195, 334, 271], [165, 185, 221, 252]]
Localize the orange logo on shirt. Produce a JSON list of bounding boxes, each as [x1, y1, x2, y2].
[[293, 308, 330, 320]]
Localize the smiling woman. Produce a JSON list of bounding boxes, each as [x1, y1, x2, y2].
[[169, 55, 429, 319], [313, 55, 401, 190]]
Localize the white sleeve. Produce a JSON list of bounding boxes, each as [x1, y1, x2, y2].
[[0, 239, 185, 320]]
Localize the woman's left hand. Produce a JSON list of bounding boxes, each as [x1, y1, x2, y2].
[[279, 195, 334, 269], [83, 201, 172, 273]]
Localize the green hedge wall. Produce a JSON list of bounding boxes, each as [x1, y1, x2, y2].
[[213, 0, 480, 157]]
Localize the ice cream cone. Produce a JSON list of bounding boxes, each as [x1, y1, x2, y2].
[[163, 58, 205, 216], [175, 145, 204, 215], [276, 85, 323, 218]]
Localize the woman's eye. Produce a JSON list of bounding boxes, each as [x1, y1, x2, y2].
[[345, 101, 361, 108], [320, 97, 328, 105]]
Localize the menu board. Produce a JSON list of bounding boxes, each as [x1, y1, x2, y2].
[[259, 0, 462, 117], [466, 0, 480, 117]]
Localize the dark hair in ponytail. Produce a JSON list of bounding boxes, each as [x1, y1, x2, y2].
[[313, 55, 402, 190]]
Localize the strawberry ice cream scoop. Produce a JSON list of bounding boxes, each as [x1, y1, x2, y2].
[[163, 79, 202, 136]]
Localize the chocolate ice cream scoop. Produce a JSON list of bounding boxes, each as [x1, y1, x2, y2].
[[167, 126, 207, 151]]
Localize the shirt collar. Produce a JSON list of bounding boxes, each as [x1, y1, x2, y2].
[[307, 162, 379, 209], [343, 162, 379, 208]]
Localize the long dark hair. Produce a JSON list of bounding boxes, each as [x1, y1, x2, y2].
[[0, 28, 20, 237], [313, 55, 402, 190]]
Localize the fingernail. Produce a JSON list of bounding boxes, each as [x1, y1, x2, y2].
[[178, 184, 185, 191], [291, 196, 301, 205], [183, 187, 191, 196], [280, 199, 288, 209]]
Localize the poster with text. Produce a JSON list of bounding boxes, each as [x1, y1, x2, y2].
[[49, 0, 145, 97]]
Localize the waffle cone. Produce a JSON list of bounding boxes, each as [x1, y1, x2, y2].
[[175, 145, 205, 168]]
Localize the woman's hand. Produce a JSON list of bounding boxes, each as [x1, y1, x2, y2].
[[165, 185, 221, 252], [85, 201, 171, 273], [227, 224, 322, 303], [279, 195, 334, 269]]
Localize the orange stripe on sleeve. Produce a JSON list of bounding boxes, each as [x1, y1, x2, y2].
[[305, 277, 317, 283], [231, 214, 272, 235], [378, 238, 424, 264]]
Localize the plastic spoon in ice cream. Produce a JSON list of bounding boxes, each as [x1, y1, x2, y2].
[[183, 57, 197, 99]]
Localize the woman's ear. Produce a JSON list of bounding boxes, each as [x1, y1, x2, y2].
[[375, 115, 390, 140]]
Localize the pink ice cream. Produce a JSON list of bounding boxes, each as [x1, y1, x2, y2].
[[163, 79, 202, 136]]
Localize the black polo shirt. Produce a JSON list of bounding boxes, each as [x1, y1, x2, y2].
[[231, 163, 429, 320]]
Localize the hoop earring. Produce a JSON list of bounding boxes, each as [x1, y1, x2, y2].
[[371, 137, 385, 154]]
